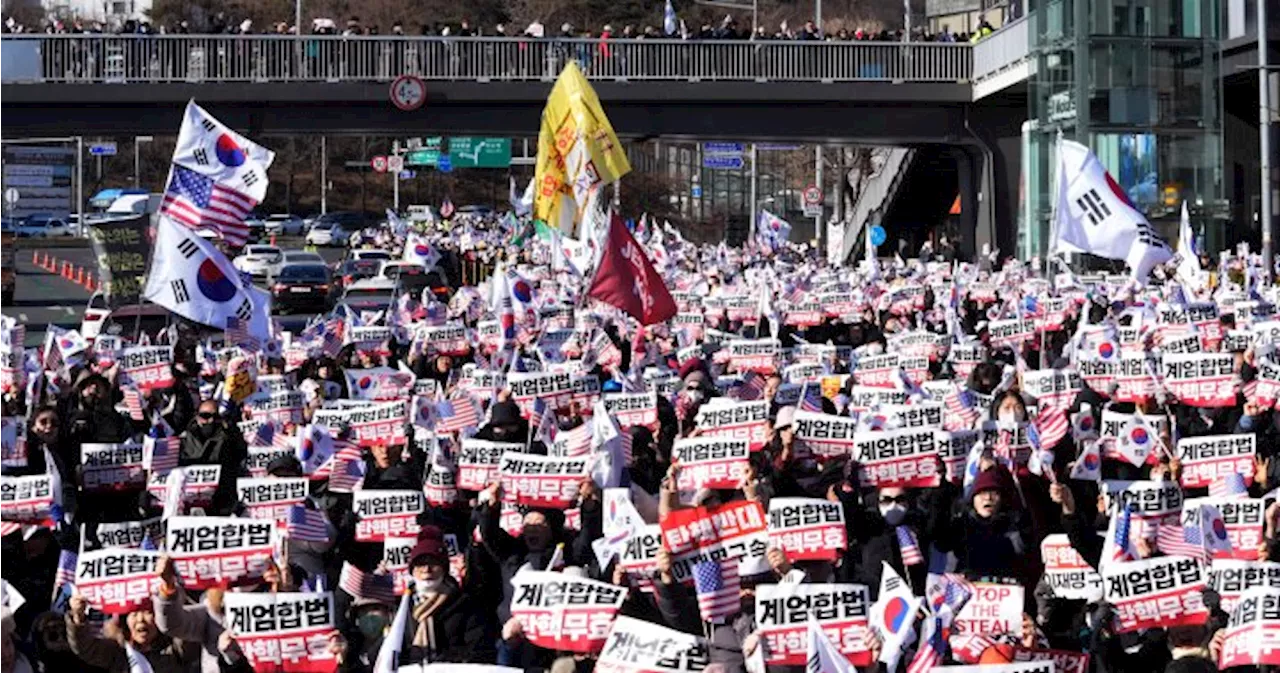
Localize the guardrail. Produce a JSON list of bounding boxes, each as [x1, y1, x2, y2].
[[1, 35, 974, 84], [972, 13, 1031, 84]]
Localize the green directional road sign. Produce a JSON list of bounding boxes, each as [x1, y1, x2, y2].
[[449, 137, 511, 168], [404, 137, 444, 167]]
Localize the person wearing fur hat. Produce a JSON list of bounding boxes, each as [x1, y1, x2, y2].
[[929, 464, 1034, 584]]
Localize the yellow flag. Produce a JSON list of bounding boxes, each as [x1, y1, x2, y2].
[[534, 61, 631, 235]]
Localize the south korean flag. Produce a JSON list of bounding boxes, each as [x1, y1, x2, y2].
[[1052, 138, 1172, 283], [171, 100, 275, 203], [143, 216, 271, 341]]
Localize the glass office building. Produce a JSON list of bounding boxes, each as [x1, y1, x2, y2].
[[1021, 0, 1226, 260]]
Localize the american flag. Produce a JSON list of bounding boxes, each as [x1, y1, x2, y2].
[[799, 386, 824, 413], [905, 616, 947, 673], [145, 432, 181, 474], [122, 387, 145, 421], [160, 165, 255, 246], [926, 573, 974, 618], [943, 385, 983, 429], [533, 399, 558, 446], [285, 505, 330, 542], [557, 422, 592, 457], [1112, 505, 1136, 563], [225, 317, 260, 351], [319, 318, 345, 358], [314, 440, 364, 491], [1155, 520, 1206, 561], [338, 562, 398, 605], [53, 549, 77, 598], [1210, 473, 1249, 499], [737, 371, 766, 401], [896, 526, 924, 566], [1032, 405, 1069, 451], [692, 559, 740, 623], [437, 397, 481, 434]]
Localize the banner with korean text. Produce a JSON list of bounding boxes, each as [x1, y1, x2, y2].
[[754, 583, 871, 666], [852, 428, 941, 489], [166, 516, 276, 590], [596, 616, 708, 673], [659, 500, 769, 584], [353, 490, 423, 542], [1102, 555, 1209, 633], [510, 571, 628, 652], [224, 592, 338, 673], [499, 453, 590, 508], [767, 497, 846, 562], [75, 548, 162, 614], [672, 438, 750, 492]]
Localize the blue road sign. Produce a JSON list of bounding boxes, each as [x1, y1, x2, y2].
[[399, 170, 416, 179], [88, 142, 117, 156], [869, 224, 887, 247], [691, 185, 703, 198], [702, 142, 745, 155], [703, 155, 745, 170], [437, 154, 452, 173]]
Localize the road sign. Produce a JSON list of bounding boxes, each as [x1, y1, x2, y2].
[[691, 184, 703, 198], [405, 137, 423, 150], [405, 138, 443, 167], [89, 142, 117, 156], [869, 224, 887, 248], [3, 188, 18, 207], [804, 203, 822, 218], [702, 142, 745, 155], [757, 144, 802, 151], [135, 135, 154, 142], [703, 155, 744, 170], [437, 154, 453, 173], [399, 170, 416, 179], [371, 156, 389, 173], [449, 137, 512, 168], [387, 155, 405, 172], [803, 185, 823, 206], [390, 75, 427, 111]]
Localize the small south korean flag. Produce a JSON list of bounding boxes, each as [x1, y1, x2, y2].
[[171, 100, 275, 203]]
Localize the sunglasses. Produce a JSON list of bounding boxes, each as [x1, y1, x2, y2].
[[879, 494, 909, 505], [197, 411, 217, 420]]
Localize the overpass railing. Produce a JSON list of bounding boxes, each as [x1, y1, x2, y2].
[[972, 13, 1031, 86], [0, 35, 973, 84]]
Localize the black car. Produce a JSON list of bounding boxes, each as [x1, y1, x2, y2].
[[270, 263, 333, 314]]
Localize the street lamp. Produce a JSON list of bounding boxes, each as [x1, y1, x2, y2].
[[133, 135, 153, 189]]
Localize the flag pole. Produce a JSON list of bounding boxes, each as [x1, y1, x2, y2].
[[1046, 130, 1065, 277]]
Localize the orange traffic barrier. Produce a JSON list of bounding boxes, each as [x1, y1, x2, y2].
[[75, 267, 84, 285]]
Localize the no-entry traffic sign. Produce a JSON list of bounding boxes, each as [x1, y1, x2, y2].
[[390, 75, 427, 111], [371, 156, 389, 173]]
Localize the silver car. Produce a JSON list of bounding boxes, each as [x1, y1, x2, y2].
[[233, 245, 283, 281]]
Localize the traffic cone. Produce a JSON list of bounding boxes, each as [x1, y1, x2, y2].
[[76, 267, 85, 285], [270, 234, 276, 246]]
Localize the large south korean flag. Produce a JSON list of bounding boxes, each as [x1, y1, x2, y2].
[[143, 216, 270, 340]]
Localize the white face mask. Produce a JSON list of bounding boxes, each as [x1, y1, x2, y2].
[[998, 410, 1020, 425], [879, 503, 907, 526]]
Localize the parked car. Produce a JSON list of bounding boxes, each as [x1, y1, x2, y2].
[[269, 263, 333, 314], [244, 215, 267, 241], [338, 278, 398, 316], [233, 245, 283, 281], [265, 214, 306, 237], [80, 291, 112, 340], [266, 250, 327, 283], [15, 214, 72, 238]]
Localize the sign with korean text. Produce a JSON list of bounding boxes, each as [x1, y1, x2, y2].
[[1021, 370, 1082, 410], [727, 339, 780, 374], [457, 440, 521, 491], [755, 583, 871, 666], [95, 517, 163, 549], [80, 442, 146, 491], [353, 490, 423, 542], [1220, 587, 1280, 669], [596, 616, 709, 673], [247, 390, 306, 426], [672, 438, 750, 492], [1177, 434, 1255, 489], [120, 346, 174, 394], [988, 318, 1035, 349], [602, 392, 658, 430], [794, 410, 859, 458], [852, 427, 941, 489], [508, 371, 575, 416], [1102, 480, 1183, 531], [499, 453, 590, 508], [659, 500, 769, 584], [165, 516, 276, 590], [0, 473, 55, 524], [346, 401, 408, 448], [694, 400, 770, 452], [1161, 353, 1236, 407], [87, 215, 149, 307], [237, 477, 309, 524], [1207, 560, 1280, 614], [853, 353, 900, 388], [1040, 534, 1103, 601], [510, 571, 628, 653], [767, 497, 846, 562], [224, 592, 338, 673], [74, 548, 162, 614], [1186, 496, 1265, 561], [1102, 555, 1209, 633], [417, 324, 470, 357]]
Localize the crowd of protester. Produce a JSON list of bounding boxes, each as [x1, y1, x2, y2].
[[0, 200, 1275, 673]]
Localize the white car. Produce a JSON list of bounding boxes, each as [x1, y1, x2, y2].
[[265, 214, 306, 236], [233, 245, 283, 280], [350, 249, 393, 263], [305, 221, 351, 247], [80, 291, 111, 341]]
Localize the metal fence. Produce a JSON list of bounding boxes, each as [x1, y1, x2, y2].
[[972, 13, 1031, 83], [1, 35, 975, 84]]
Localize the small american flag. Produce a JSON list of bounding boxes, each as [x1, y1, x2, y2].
[[556, 423, 592, 457], [145, 432, 181, 474], [53, 549, 77, 598], [319, 318, 345, 358], [944, 384, 983, 429], [1210, 473, 1249, 499], [692, 559, 740, 623], [896, 526, 923, 566], [926, 573, 974, 617], [533, 399, 558, 446], [160, 165, 255, 246], [1155, 520, 1206, 561], [314, 440, 364, 491], [225, 317, 259, 351], [737, 371, 766, 401], [905, 616, 947, 673], [122, 387, 145, 421], [285, 505, 330, 542], [436, 397, 480, 433], [1032, 405, 1070, 451], [799, 386, 824, 413], [338, 562, 398, 605]]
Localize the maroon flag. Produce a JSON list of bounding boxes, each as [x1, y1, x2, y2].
[[587, 211, 677, 326]]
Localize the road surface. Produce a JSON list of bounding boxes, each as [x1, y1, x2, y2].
[[2, 238, 348, 348]]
